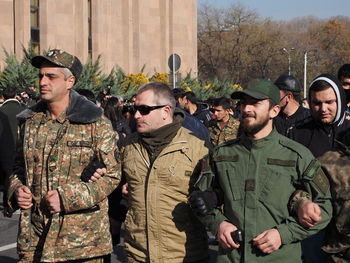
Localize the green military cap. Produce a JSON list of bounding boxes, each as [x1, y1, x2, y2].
[[31, 49, 83, 80], [231, 79, 280, 105]]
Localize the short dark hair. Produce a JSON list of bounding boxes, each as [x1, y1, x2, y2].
[[103, 97, 124, 121], [184, 91, 197, 104], [172, 88, 186, 100], [338, 64, 350, 79], [3, 87, 17, 100], [213, 97, 231, 110], [309, 80, 332, 93], [280, 89, 301, 104]]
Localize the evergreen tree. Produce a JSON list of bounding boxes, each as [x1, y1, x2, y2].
[[0, 46, 38, 94]]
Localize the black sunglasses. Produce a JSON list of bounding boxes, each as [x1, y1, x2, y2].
[[132, 105, 167, 115]]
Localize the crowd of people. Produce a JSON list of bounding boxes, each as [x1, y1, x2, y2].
[[1, 48, 350, 263]]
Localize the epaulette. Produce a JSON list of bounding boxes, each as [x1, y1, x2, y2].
[[212, 137, 240, 156], [278, 135, 312, 158]]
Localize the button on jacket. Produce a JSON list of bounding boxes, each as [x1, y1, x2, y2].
[[197, 129, 332, 263], [121, 127, 209, 263]]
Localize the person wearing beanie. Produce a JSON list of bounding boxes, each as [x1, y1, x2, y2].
[[273, 74, 310, 138]]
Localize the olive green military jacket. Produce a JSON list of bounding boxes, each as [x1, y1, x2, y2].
[[121, 127, 209, 263], [7, 91, 121, 262], [208, 114, 240, 146], [196, 129, 332, 263]]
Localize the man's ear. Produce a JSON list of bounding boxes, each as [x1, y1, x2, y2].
[[66, 76, 76, 90], [270, 104, 280, 119], [162, 105, 172, 120]]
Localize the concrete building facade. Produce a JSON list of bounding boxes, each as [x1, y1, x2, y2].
[[0, 0, 197, 77]]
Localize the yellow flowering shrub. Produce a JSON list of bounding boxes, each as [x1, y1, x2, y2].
[[150, 72, 168, 84], [121, 72, 149, 93], [232, 84, 243, 90]]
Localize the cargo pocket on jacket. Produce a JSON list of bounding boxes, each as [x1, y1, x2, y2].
[[259, 170, 293, 209], [225, 170, 243, 201], [56, 209, 107, 249], [157, 158, 194, 194], [124, 209, 146, 246], [67, 141, 94, 166], [214, 155, 242, 201]]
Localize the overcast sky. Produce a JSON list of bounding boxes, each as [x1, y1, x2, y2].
[[198, 0, 350, 21]]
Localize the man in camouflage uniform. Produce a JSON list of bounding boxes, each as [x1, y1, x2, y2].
[[190, 79, 332, 262], [292, 137, 350, 263], [208, 97, 240, 146], [7, 49, 121, 263]]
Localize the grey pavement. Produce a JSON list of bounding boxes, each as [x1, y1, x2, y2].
[[0, 191, 218, 262]]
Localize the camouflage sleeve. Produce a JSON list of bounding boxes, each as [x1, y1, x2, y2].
[[57, 119, 121, 213], [276, 158, 333, 245], [288, 190, 312, 215], [7, 122, 27, 212]]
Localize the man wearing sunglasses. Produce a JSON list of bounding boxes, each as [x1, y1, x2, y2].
[[120, 82, 210, 263]]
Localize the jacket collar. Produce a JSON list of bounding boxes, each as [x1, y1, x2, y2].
[[1, 98, 21, 106], [16, 89, 103, 124]]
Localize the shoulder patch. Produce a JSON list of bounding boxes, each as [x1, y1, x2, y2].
[[312, 169, 329, 195], [303, 159, 320, 180]]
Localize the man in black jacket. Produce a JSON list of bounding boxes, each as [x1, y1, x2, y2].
[[0, 87, 26, 216], [291, 74, 350, 263], [274, 74, 310, 138], [178, 91, 213, 127], [291, 74, 350, 158]]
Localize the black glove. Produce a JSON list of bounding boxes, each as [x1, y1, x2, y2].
[[188, 190, 217, 216], [81, 159, 106, 182]]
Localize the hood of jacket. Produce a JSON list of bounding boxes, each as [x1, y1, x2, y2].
[[308, 74, 346, 127], [16, 89, 103, 123]]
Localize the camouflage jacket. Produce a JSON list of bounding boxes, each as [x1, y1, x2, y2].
[[208, 114, 240, 146], [7, 90, 121, 262], [318, 145, 350, 255]]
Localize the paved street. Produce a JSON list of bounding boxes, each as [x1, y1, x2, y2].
[[0, 204, 125, 262], [0, 191, 127, 263], [0, 191, 217, 262]]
